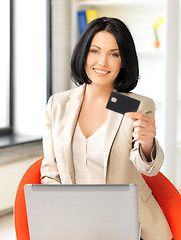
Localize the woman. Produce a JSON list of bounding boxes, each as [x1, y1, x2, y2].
[[41, 17, 173, 239]]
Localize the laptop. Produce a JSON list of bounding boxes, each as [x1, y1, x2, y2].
[[24, 184, 140, 240]]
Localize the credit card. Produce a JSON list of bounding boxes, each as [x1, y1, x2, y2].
[[106, 91, 140, 114]]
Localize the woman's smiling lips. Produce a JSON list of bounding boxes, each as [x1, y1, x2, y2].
[[93, 68, 110, 75]]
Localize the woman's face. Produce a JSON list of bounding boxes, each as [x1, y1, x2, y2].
[[85, 31, 122, 89]]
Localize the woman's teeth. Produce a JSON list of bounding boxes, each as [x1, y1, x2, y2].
[[94, 69, 109, 74]]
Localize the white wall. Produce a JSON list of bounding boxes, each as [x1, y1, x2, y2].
[[51, 0, 71, 93], [0, 157, 37, 214], [163, 0, 180, 187]]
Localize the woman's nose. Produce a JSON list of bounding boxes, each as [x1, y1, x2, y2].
[[98, 54, 108, 67]]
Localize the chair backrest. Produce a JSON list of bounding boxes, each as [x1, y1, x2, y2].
[[142, 172, 181, 240], [14, 157, 43, 240], [14, 158, 181, 240]]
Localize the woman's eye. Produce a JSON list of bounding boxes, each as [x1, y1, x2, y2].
[[90, 49, 98, 54], [111, 53, 119, 57]]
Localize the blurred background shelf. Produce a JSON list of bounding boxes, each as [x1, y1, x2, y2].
[[76, 0, 164, 6]]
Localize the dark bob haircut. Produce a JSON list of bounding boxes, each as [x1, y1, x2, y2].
[[71, 17, 139, 92]]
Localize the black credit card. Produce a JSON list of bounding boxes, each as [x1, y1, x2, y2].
[[106, 91, 140, 114]]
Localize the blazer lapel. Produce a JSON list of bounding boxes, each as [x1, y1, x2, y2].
[[104, 110, 124, 179], [63, 85, 86, 183]]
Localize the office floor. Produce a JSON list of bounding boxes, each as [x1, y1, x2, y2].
[[0, 212, 16, 239]]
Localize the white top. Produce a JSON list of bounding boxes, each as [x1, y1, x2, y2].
[[72, 119, 108, 184], [72, 112, 156, 184]]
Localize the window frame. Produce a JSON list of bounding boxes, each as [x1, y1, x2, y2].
[[0, 0, 52, 137]]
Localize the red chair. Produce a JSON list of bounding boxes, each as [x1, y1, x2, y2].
[[14, 157, 43, 240], [14, 158, 181, 240], [142, 172, 181, 239]]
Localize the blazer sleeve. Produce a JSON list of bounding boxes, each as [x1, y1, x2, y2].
[[41, 95, 61, 184], [129, 96, 164, 176]]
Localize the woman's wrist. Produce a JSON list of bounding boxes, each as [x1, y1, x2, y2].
[[141, 138, 155, 162]]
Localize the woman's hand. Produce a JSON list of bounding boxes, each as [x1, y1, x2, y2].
[[125, 112, 156, 161]]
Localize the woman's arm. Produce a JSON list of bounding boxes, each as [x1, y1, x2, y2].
[[126, 97, 164, 176]]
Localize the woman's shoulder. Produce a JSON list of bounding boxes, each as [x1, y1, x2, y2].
[[121, 91, 156, 113], [50, 85, 85, 104], [126, 92, 155, 104], [53, 87, 78, 100]]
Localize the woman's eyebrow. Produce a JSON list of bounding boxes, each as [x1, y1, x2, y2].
[[110, 49, 119, 52], [90, 45, 101, 49]]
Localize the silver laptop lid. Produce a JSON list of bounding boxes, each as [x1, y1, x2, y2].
[[24, 184, 139, 240]]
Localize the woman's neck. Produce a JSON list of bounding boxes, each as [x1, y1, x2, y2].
[[85, 84, 113, 103]]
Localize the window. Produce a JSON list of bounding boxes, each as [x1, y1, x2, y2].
[[13, 0, 51, 137], [0, 0, 12, 134], [0, 0, 51, 141]]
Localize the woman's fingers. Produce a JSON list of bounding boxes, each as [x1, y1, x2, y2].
[[125, 112, 156, 154]]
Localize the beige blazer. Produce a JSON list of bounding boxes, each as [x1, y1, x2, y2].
[[41, 84, 173, 240]]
